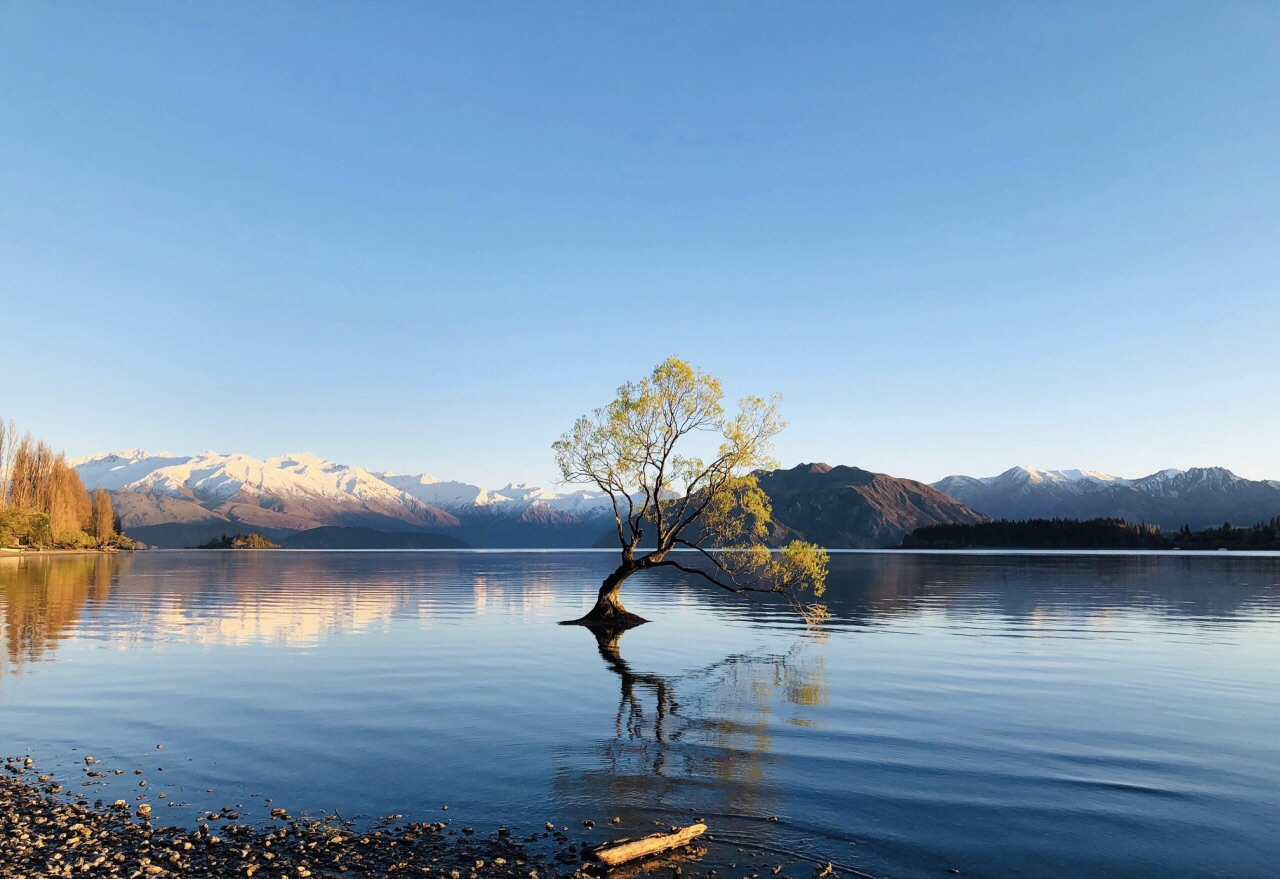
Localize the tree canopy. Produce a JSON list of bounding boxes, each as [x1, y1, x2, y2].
[[554, 357, 829, 626]]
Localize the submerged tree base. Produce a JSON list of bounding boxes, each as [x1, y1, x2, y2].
[[559, 598, 649, 630]]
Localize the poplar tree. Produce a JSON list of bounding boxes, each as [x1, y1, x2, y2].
[[91, 489, 116, 543]]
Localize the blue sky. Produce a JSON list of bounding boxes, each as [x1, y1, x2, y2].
[[1, 2, 1277, 488]]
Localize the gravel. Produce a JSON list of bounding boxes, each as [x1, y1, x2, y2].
[[2, 755, 572, 879]]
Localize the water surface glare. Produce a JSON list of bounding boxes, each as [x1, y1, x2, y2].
[[2, 550, 1278, 878]]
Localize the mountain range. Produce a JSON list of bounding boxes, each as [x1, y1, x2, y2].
[[931, 466, 1280, 530], [71, 451, 981, 549], [71, 452, 1280, 549], [71, 450, 618, 548]]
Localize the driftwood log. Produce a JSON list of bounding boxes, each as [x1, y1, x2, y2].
[[591, 823, 709, 867], [596, 846, 709, 879]]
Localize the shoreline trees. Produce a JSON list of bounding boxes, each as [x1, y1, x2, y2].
[[901, 516, 1280, 550], [0, 415, 131, 550]]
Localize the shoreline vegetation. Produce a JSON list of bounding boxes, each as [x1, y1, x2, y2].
[[902, 516, 1280, 551], [0, 416, 137, 553], [198, 533, 281, 549]]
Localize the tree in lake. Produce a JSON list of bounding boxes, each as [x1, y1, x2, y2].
[[553, 356, 829, 629]]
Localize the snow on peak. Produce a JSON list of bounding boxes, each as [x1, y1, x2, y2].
[[1014, 466, 1127, 484], [495, 484, 560, 502], [976, 467, 1131, 489], [71, 450, 194, 491], [71, 448, 670, 522], [378, 472, 613, 515], [379, 471, 441, 486], [379, 475, 490, 509], [268, 452, 332, 468], [69, 449, 180, 468], [1053, 469, 1129, 484], [1136, 468, 1185, 486], [1132, 467, 1243, 498], [936, 465, 1267, 504]]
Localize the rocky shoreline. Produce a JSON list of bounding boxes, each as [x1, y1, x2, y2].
[[1, 756, 563, 879], [2, 754, 850, 879]]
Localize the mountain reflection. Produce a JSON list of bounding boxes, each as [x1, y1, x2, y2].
[[2, 551, 1276, 675]]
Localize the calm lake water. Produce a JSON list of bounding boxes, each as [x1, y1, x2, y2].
[[2, 550, 1278, 878]]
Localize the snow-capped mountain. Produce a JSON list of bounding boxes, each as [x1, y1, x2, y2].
[[932, 467, 1130, 504], [70, 450, 617, 548], [377, 472, 613, 518], [1129, 466, 1240, 498], [72, 450, 192, 491], [932, 466, 1280, 529]]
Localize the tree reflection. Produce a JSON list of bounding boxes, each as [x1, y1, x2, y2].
[[0, 554, 126, 673], [591, 627, 678, 761], [559, 624, 829, 824]]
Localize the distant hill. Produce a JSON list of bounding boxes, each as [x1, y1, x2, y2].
[[932, 466, 1280, 530], [593, 463, 987, 549], [280, 527, 470, 550], [757, 463, 988, 548]]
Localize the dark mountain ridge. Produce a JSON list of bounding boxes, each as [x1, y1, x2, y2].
[[757, 463, 988, 548], [592, 462, 988, 549]]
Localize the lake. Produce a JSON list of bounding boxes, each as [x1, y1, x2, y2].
[[1, 550, 1278, 878]]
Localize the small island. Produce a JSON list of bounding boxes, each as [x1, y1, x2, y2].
[[198, 533, 281, 549]]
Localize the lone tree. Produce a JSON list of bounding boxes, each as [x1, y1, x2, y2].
[[554, 357, 829, 630]]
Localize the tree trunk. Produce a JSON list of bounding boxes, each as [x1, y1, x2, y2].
[[561, 563, 649, 629]]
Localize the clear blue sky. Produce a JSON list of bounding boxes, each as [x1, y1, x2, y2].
[[2, 2, 1277, 488]]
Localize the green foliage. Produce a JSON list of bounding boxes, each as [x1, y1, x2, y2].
[[55, 529, 97, 550], [0, 509, 136, 551], [100, 531, 141, 550], [0, 509, 52, 547]]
